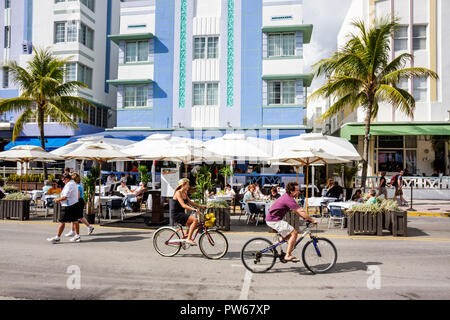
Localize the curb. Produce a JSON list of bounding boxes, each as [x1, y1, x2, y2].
[[407, 211, 450, 217]]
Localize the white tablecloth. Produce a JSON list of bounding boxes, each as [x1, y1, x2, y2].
[[29, 190, 43, 201], [207, 195, 233, 202], [306, 197, 338, 207], [327, 201, 357, 210], [247, 200, 273, 216], [94, 196, 124, 207]]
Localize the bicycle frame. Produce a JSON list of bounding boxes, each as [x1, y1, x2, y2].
[[260, 226, 319, 257]]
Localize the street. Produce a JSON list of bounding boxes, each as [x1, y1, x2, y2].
[[0, 216, 450, 301]]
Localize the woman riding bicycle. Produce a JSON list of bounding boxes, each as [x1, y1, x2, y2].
[[170, 178, 206, 246], [266, 181, 316, 262]]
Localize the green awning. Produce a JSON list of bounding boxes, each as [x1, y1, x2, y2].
[[108, 33, 154, 45], [262, 24, 313, 43], [340, 122, 450, 140], [106, 79, 153, 87]]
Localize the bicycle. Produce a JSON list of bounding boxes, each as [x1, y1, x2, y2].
[[153, 209, 229, 260], [240, 221, 337, 274]]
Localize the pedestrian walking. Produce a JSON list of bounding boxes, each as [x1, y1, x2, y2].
[[65, 173, 94, 237], [377, 171, 388, 200], [47, 173, 81, 243], [392, 170, 407, 206]]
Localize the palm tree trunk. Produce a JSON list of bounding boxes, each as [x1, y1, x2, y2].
[[360, 102, 373, 192], [38, 109, 48, 179]]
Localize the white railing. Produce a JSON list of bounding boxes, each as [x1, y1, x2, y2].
[[353, 176, 450, 189], [1, 166, 62, 178]]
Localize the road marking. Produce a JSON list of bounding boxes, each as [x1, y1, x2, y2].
[[239, 270, 253, 300]]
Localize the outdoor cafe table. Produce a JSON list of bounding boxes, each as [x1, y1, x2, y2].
[[94, 196, 123, 208], [327, 201, 357, 210], [247, 200, 273, 216], [207, 195, 234, 202], [29, 190, 43, 201]]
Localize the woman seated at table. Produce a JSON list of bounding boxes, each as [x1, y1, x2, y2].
[[224, 184, 235, 197], [42, 180, 52, 195], [351, 189, 363, 203], [254, 184, 264, 199], [243, 184, 258, 202], [268, 187, 281, 201]]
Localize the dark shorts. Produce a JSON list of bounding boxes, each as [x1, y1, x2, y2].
[[74, 198, 85, 220], [171, 211, 189, 226], [395, 187, 403, 196], [58, 204, 79, 223]]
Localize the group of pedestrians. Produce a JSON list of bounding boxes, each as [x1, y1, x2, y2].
[[47, 169, 94, 244]]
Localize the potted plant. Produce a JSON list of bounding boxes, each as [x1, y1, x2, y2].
[[1, 192, 31, 220], [206, 200, 231, 231], [219, 165, 234, 188], [192, 165, 213, 205], [138, 165, 150, 187], [81, 166, 100, 224]]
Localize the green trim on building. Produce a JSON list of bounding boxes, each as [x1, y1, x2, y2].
[[262, 24, 313, 43], [263, 104, 305, 109], [340, 122, 450, 140], [108, 33, 154, 45], [119, 62, 154, 66], [263, 56, 303, 60], [226, 0, 235, 107], [178, 0, 187, 109], [262, 73, 314, 87], [106, 79, 153, 87]]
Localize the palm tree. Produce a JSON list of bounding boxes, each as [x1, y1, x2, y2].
[[309, 17, 438, 190], [0, 48, 93, 178]]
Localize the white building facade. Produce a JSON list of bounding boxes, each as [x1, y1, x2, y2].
[[335, 0, 450, 177], [0, 0, 120, 151]]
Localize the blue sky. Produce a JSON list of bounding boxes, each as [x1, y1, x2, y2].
[[303, 0, 353, 90]]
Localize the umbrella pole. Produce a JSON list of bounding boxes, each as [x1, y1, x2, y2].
[[296, 166, 299, 184], [305, 163, 309, 214], [98, 160, 102, 224], [19, 162, 22, 193], [25, 161, 28, 194]]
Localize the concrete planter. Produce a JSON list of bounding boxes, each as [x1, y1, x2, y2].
[[0, 200, 31, 221], [390, 210, 407, 237]]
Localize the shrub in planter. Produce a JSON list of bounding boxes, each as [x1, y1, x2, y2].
[[1, 193, 31, 221], [206, 201, 230, 231]]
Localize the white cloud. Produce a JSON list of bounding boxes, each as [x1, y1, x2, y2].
[[303, 0, 353, 91]]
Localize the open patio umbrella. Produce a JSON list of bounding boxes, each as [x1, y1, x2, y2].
[[51, 135, 135, 156], [63, 141, 135, 221], [0, 145, 63, 193], [204, 133, 272, 162], [272, 147, 350, 212]]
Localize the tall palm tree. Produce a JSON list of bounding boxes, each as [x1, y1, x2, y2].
[[309, 18, 438, 190], [0, 48, 93, 178]]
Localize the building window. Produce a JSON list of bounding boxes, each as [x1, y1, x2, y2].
[[268, 81, 295, 105], [124, 85, 148, 107], [394, 25, 408, 51], [125, 41, 148, 63], [413, 77, 427, 102], [268, 33, 295, 57], [376, 136, 417, 174], [54, 21, 94, 49], [4, 26, 11, 48], [2, 68, 8, 88], [5, 0, 10, 9], [65, 63, 77, 82], [193, 82, 219, 106], [193, 36, 219, 60], [413, 25, 427, 51], [77, 63, 93, 89]]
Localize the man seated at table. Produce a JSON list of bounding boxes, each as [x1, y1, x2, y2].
[[224, 184, 235, 197], [117, 181, 131, 196], [42, 180, 52, 195], [123, 182, 147, 212], [365, 189, 378, 204], [106, 173, 117, 185], [325, 181, 343, 199], [46, 181, 62, 195]]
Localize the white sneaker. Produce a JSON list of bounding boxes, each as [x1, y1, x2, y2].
[[70, 235, 81, 243], [47, 236, 61, 243], [87, 227, 94, 235], [65, 230, 76, 237]]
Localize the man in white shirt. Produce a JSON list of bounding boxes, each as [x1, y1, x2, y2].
[[47, 173, 81, 243], [117, 181, 131, 196]]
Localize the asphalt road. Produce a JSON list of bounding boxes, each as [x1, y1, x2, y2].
[[0, 217, 449, 301]]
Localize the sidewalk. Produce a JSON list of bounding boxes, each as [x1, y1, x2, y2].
[[400, 199, 450, 217]]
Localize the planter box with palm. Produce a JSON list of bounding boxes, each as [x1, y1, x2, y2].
[[1, 193, 31, 220], [309, 17, 438, 191], [0, 48, 94, 179], [82, 166, 100, 224], [138, 165, 150, 186], [206, 200, 230, 231], [192, 166, 213, 205]]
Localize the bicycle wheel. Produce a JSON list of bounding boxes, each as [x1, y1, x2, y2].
[[302, 237, 337, 274], [199, 230, 228, 260], [241, 237, 276, 273], [153, 227, 182, 257]]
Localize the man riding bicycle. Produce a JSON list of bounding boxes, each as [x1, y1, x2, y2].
[[266, 182, 316, 262]]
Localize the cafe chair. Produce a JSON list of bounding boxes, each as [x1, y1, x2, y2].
[[247, 202, 265, 226], [105, 199, 124, 221], [328, 206, 345, 229], [140, 191, 150, 214]]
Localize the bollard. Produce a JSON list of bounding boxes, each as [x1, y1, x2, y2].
[[409, 184, 415, 211]]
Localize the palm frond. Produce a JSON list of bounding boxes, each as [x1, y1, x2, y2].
[[382, 67, 439, 85], [0, 97, 35, 114], [375, 84, 415, 118], [12, 108, 35, 142]]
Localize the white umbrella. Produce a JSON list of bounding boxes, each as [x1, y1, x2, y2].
[[272, 147, 350, 212], [0, 145, 63, 192], [63, 141, 135, 219], [51, 135, 135, 156], [204, 133, 272, 161]]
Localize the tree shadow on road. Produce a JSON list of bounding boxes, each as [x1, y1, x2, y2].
[[79, 236, 147, 243]]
